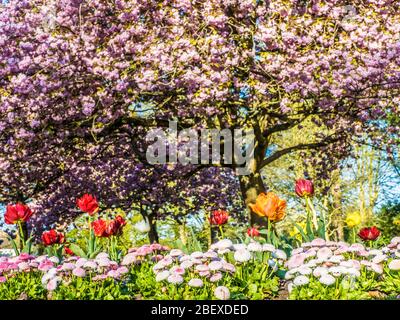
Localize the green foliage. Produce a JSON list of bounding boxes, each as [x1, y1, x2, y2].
[[0, 273, 46, 300], [376, 202, 400, 242]]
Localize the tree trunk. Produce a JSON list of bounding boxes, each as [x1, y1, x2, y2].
[[332, 181, 344, 241], [210, 226, 219, 244], [239, 169, 268, 227], [147, 214, 159, 244]]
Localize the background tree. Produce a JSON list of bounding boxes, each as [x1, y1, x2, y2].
[[0, 0, 399, 231]]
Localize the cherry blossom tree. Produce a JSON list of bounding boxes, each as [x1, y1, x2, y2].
[[0, 0, 399, 230]]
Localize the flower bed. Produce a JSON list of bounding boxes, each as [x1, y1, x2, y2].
[[1, 237, 400, 300]]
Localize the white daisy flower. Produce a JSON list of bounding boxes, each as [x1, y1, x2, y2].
[[153, 261, 165, 272], [291, 248, 304, 255], [286, 254, 306, 269], [317, 247, 332, 260], [83, 261, 97, 270], [215, 239, 233, 250], [156, 270, 170, 282], [329, 255, 344, 263], [293, 275, 309, 286], [360, 260, 371, 267], [311, 238, 326, 247], [370, 263, 383, 274], [179, 255, 191, 262], [390, 237, 400, 245], [346, 268, 361, 277], [329, 266, 346, 277], [199, 270, 210, 277], [160, 257, 174, 267], [210, 272, 223, 282], [222, 262, 236, 273], [304, 249, 316, 259], [214, 286, 230, 300], [167, 274, 184, 284], [234, 249, 251, 263], [298, 266, 312, 275], [305, 260, 317, 268], [191, 251, 204, 259], [313, 266, 329, 278], [262, 244, 276, 252], [204, 251, 218, 259], [349, 243, 364, 252], [286, 253, 306, 269], [233, 244, 247, 251], [170, 266, 185, 275], [247, 242, 263, 252], [195, 264, 209, 272], [188, 278, 203, 288], [96, 252, 109, 259], [368, 249, 382, 256], [217, 248, 231, 255], [49, 256, 60, 264], [339, 261, 354, 268], [273, 249, 287, 260], [180, 260, 194, 269], [301, 242, 312, 248], [388, 259, 400, 271], [208, 261, 223, 271], [326, 241, 339, 247], [191, 258, 203, 265], [285, 272, 294, 280], [75, 258, 88, 268], [372, 255, 387, 264], [170, 249, 184, 257], [319, 274, 336, 286]]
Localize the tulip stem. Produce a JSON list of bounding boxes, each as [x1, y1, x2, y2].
[[306, 197, 318, 232], [17, 221, 25, 250], [352, 227, 356, 244], [219, 226, 225, 240]]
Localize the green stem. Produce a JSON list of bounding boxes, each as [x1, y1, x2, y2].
[[17, 221, 25, 250], [219, 225, 225, 240], [306, 197, 318, 231]]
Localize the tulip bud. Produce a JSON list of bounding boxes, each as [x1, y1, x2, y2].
[[295, 179, 314, 198]]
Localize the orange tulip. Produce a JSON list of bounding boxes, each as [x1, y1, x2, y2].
[[249, 192, 286, 222]]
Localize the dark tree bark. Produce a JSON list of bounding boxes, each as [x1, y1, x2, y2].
[[147, 213, 159, 243]]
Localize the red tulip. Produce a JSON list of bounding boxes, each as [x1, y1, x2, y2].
[[247, 227, 260, 237], [113, 215, 127, 236], [4, 203, 33, 224], [91, 218, 108, 237], [358, 226, 380, 241], [64, 246, 74, 256], [209, 210, 229, 226], [91, 216, 126, 237], [76, 194, 99, 215], [295, 179, 314, 197], [41, 229, 65, 246]]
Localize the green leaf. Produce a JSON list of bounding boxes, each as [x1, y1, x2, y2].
[[293, 222, 309, 242], [305, 216, 314, 240], [69, 243, 88, 258], [317, 217, 326, 239], [10, 238, 20, 256], [21, 236, 34, 254], [88, 248, 101, 259]]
